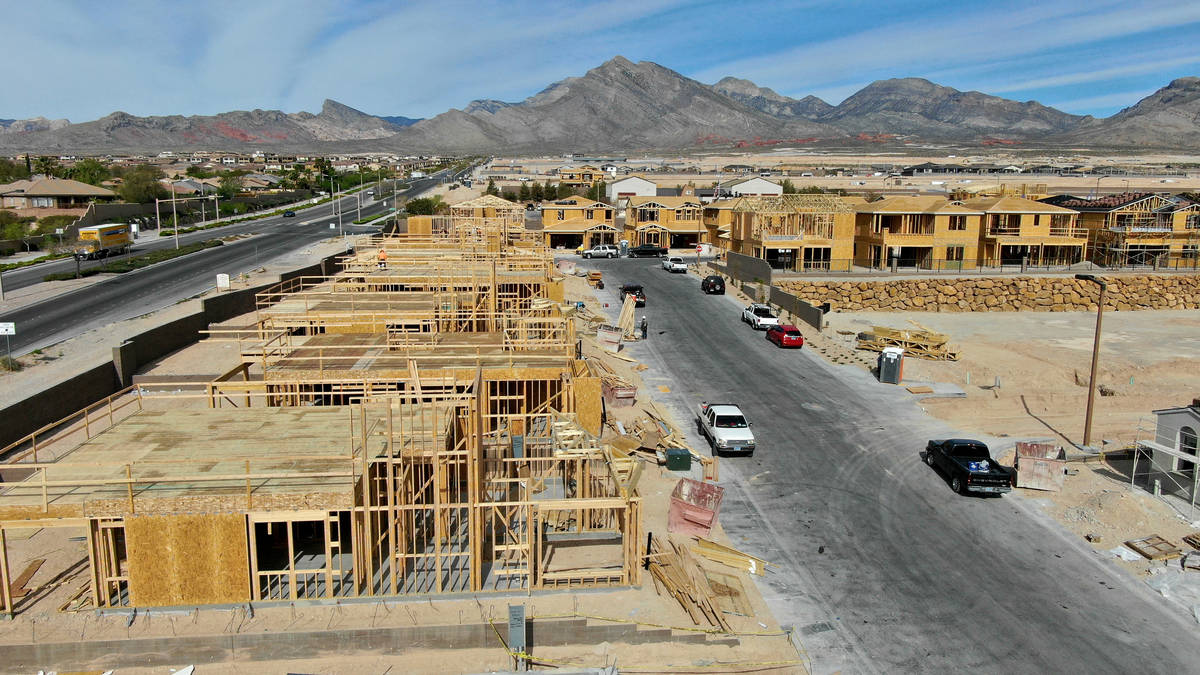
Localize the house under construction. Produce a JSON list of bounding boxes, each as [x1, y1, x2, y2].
[[0, 196, 643, 613]]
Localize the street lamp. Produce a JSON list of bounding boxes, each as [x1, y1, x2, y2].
[[1075, 273, 1107, 448]]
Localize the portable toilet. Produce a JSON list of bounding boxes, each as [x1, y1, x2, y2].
[[878, 347, 904, 384]]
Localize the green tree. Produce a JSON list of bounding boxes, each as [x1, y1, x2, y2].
[[68, 158, 110, 186], [0, 159, 30, 183], [33, 156, 61, 177], [780, 179, 797, 194], [518, 182, 531, 202], [2, 222, 31, 251], [405, 196, 448, 215], [117, 164, 167, 204], [544, 180, 556, 201], [531, 182, 545, 202], [218, 173, 243, 199], [186, 165, 215, 179], [485, 178, 500, 196], [586, 180, 607, 202], [556, 182, 574, 199]]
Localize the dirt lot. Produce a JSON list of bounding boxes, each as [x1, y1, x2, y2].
[[820, 309, 1200, 449], [815, 307, 1200, 585]]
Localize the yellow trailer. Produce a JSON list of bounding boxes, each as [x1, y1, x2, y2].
[[75, 223, 133, 259]]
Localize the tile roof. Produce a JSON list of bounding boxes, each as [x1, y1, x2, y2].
[[0, 176, 115, 198], [1039, 192, 1155, 210]]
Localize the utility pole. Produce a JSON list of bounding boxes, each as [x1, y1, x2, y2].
[[171, 192, 179, 250], [1076, 274, 1107, 448], [336, 180, 343, 238]]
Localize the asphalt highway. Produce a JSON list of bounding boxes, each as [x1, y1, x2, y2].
[[579, 256, 1200, 674], [0, 175, 443, 354]]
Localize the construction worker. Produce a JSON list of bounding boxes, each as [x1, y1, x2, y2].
[[640, 316, 648, 340], [377, 248, 388, 270]]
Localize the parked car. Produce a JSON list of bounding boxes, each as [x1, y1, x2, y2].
[[582, 244, 619, 259], [662, 256, 687, 272], [696, 402, 756, 455], [924, 439, 1014, 495], [766, 324, 804, 348], [619, 283, 646, 307], [700, 275, 725, 294], [282, 210, 296, 218], [628, 243, 668, 258], [741, 303, 779, 330]]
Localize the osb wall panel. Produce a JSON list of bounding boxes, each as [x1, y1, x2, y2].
[[546, 279, 565, 303], [126, 513, 250, 607], [405, 216, 433, 235], [574, 376, 603, 437]]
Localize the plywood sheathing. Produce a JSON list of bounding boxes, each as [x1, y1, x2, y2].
[[126, 513, 250, 606]]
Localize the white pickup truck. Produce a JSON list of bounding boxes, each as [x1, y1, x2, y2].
[[696, 402, 756, 456], [741, 303, 779, 330], [662, 256, 687, 272]]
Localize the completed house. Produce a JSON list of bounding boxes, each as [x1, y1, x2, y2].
[[1041, 192, 1200, 267], [623, 195, 705, 249], [963, 196, 1086, 266], [606, 175, 657, 212], [716, 176, 782, 199], [727, 194, 856, 271], [854, 196, 983, 270], [540, 196, 617, 250], [0, 176, 116, 211]]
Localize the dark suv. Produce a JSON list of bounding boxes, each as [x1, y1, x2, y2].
[[619, 283, 646, 307], [701, 275, 725, 295]]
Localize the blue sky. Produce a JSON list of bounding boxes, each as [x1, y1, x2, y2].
[[4, 0, 1199, 122]]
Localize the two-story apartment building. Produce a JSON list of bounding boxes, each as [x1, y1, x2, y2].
[[728, 194, 856, 271], [623, 195, 704, 249], [558, 165, 606, 190], [854, 196, 983, 270], [963, 196, 1086, 266], [1041, 193, 1200, 267], [539, 196, 617, 250], [701, 199, 740, 251]]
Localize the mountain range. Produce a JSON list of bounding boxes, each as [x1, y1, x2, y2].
[[1, 56, 1198, 154]]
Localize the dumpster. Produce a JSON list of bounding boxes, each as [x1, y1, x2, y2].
[[664, 448, 692, 471], [878, 346, 904, 384], [668, 478, 724, 537]]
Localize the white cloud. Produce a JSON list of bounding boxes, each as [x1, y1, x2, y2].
[[695, 0, 1200, 104], [987, 55, 1200, 94], [1046, 89, 1157, 115]]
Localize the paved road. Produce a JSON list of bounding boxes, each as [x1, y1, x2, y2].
[[0, 176, 443, 354], [579, 256, 1200, 674]]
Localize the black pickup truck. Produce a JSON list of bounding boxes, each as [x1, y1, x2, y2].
[[924, 439, 1014, 495], [628, 243, 668, 258]]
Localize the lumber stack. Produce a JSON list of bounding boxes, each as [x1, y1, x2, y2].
[[855, 325, 960, 361], [646, 535, 731, 631], [692, 537, 772, 576], [617, 294, 637, 337]]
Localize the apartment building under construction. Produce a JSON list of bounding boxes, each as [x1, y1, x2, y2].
[[0, 196, 642, 614]]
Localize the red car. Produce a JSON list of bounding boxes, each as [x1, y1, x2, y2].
[[766, 324, 804, 348]]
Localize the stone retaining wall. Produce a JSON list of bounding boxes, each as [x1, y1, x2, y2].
[[778, 274, 1200, 312]]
